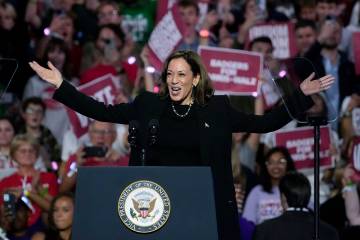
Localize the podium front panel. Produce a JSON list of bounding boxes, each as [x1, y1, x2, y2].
[[72, 166, 218, 240]]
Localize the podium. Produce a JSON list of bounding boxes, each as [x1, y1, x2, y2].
[[72, 167, 219, 240]]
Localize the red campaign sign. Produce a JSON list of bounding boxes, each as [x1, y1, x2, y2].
[[353, 32, 360, 75], [247, 22, 297, 59], [199, 46, 262, 95], [148, 3, 185, 71], [274, 126, 333, 171], [66, 74, 117, 138], [155, 0, 177, 23]]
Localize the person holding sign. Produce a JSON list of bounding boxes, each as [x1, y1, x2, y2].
[[29, 50, 334, 239]]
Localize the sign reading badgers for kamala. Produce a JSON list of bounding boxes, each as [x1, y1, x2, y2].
[[199, 46, 262, 96]]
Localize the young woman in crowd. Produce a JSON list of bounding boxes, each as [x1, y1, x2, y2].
[[32, 192, 74, 240]]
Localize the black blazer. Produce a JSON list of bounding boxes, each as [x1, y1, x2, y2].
[[53, 81, 313, 240], [253, 211, 339, 240]]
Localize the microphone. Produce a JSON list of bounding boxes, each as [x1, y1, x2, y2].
[[148, 119, 159, 146], [128, 120, 139, 148]]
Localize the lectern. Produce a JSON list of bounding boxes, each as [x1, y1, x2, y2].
[[72, 166, 219, 240]]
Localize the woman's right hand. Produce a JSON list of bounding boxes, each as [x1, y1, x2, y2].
[[28, 61, 63, 88]]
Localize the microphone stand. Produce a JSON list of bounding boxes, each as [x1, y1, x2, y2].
[[307, 116, 328, 240]]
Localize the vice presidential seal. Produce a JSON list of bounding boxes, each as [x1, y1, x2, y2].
[[118, 180, 171, 233]]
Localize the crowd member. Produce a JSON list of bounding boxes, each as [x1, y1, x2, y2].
[[59, 120, 128, 193], [36, 12, 82, 77], [72, 0, 100, 44], [177, 0, 214, 52], [297, 0, 317, 21], [242, 147, 296, 226], [236, 0, 266, 49], [295, 20, 317, 57], [306, 17, 358, 131], [0, 117, 17, 180], [1, 199, 39, 240], [316, 0, 339, 23], [23, 37, 76, 144], [0, 134, 58, 227], [19, 97, 61, 171], [253, 171, 339, 240], [80, 23, 138, 92], [32, 192, 74, 240], [29, 47, 334, 240]]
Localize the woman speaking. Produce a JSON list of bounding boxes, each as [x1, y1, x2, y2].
[[29, 50, 334, 240]]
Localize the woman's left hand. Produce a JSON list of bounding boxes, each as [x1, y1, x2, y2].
[[300, 73, 335, 96]]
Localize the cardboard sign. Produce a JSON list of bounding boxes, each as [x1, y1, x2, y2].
[[248, 22, 297, 59], [199, 46, 262, 95], [353, 32, 360, 75], [148, 5, 185, 71], [66, 74, 117, 138], [274, 126, 333, 171]]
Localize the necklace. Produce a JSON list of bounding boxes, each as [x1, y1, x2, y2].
[[171, 101, 193, 118]]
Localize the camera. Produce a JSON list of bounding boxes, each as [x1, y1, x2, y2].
[[83, 146, 108, 158]]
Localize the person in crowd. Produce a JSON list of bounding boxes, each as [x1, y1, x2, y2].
[[242, 147, 296, 225], [0, 117, 17, 180], [19, 97, 61, 171], [316, 0, 339, 23], [32, 192, 74, 240], [36, 12, 82, 77], [236, 0, 266, 49], [305, 17, 358, 131], [297, 0, 317, 21], [29, 48, 333, 239], [295, 19, 317, 57], [177, 0, 212, 52], [253, 171, 339, 240], [59, 120, 129, 193], [1, 199, 40, 240], [23, 37, 76, 145], [80, 23, 138, 92], [0, 134, 58, 227]]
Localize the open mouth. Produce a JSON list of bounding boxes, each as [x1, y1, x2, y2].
[[170, 87, 181, 96]]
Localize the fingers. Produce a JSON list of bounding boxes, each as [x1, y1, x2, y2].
[[305, 72, 316, 82], [47, 61, 56, 71], [319, 75, 335, 90]]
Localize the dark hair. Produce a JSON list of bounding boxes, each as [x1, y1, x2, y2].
[[249, 36, 273, 50], [22, 97, 46, 113], [96, 23, 125, 47], [0, 116, 15, 131], [259, 146, 296, 193], [295, 19, 317, 31], [178, 0, 200, 16], [42, 37, 71, 79], [279, 171, 311, 208], [46, 192, 75, 240], [159, 50, 214, 106]]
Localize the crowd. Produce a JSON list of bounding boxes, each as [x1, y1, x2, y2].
[[0, 0, 360, 239]]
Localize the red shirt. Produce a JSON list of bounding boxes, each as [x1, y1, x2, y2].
[[65, 154, 129, 174], [0, 172, 58, 226]]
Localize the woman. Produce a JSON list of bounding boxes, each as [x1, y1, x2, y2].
[[0, 117, 17, 180], [32, 192, 74, 240], [29, 50, 334, 239], [0, 134, 58, 227], [242, 147, 296, 226]]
